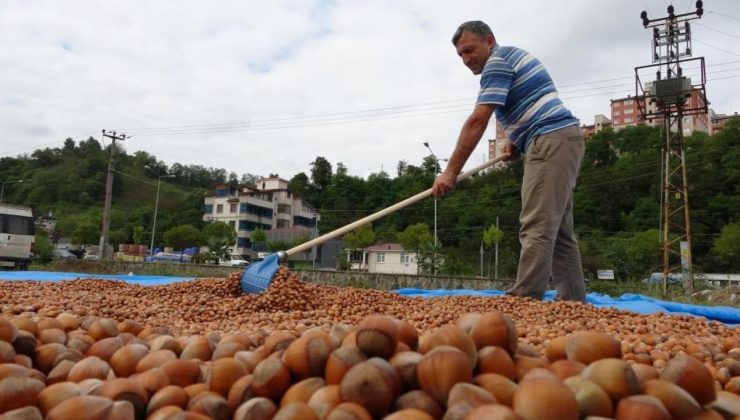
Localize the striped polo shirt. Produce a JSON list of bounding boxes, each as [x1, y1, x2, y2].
[[477, 44, 578, 153]]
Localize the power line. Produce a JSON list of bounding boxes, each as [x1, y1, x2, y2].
[[694, 22, 740, 39], [706, 9, 740, 22], [693, 38, 740, 58]]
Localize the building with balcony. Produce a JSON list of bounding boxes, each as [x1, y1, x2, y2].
[[203, 177, 318, 259], [610, 90, 709, 135]]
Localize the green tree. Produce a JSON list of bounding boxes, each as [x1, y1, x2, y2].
[[398, 223, 435, 274], [604, 229, 661, 280], [33, 231, 54, 263], [344, 224, 376, 249], [251, 228, 267, 251], [133, 226, 145, 245], [163, 224, 201, 251], [71, 222, 99, 246], [397, 223, 434, 251], [482, 224, 504, 248], [288, 172, 310, 199], [712, 222, 740, 259], [310, 156, 333, 192], [201, 221, 236, 258]]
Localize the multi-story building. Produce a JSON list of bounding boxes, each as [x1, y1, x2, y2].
[[203, 177, 318, 258], [610, 95, 643, 130], [610, 89, 709, 135], [581, 114, 612, 140], [487, 120, 509, 168], [710, 110, 740, 135]]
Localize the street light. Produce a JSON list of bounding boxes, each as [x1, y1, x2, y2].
[[0, 179, 23, 203], [145, 166, 174, 257], [423, 142, 448, 275]]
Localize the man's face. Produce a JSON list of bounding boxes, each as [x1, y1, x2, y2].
[[455, 31, 494, 75]]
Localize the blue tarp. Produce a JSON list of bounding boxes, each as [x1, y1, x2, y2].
[[396, 288, 740, 325], [0, 271, 194, 287]]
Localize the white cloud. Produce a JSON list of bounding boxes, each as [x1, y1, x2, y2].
[[1, 0, 739, 181]]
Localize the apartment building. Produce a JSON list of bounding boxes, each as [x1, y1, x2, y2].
[[581, 114, 612, 140], [487, 120, 509, 168], [710, 111, 740, 135], [610, 89, 709, 135], [610, 96, 643, 130], [203, 177, 318, 258]]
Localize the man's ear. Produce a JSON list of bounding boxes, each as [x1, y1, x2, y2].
[[487, 34, 495, 47]]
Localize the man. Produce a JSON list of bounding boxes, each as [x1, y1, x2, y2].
[[432, 21, 586, 302]]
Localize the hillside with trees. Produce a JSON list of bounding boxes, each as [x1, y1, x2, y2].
[[1, 120, 738, 279]]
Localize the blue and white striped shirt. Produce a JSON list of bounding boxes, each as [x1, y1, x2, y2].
[[477, 44, 578, 153]]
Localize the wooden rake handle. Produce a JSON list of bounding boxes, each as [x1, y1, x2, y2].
[[285, 154, 510, 257]]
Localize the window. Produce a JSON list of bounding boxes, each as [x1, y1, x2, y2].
[[376, 253, 385, 263], [348, 250, 364, 262], [400, 252, 411, 264], [216, 204, 223, 214], [230, 203, 237, 213], [624, 108, 633, 114], [624, 99, 633, 105], [613, 111, 620, 116], [624, 117, 633, 124]]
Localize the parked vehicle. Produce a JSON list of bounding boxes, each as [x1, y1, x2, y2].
[[53, 249, 78, 260], [220, 254, 250, 267], [0, 204, 35, 270]]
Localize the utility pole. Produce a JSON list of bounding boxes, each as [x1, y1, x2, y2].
[[99, 130, 126, 259], [636, 2, 706, 295], [423, 141, 448, 276]]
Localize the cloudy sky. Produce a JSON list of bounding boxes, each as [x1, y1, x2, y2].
[[2, 0, 739, 180]]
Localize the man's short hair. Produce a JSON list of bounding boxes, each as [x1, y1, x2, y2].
[[452, 21, 494, 45]]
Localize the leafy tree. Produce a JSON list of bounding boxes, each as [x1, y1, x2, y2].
[[344, 224, 376, 250], [251, 228, 267, 251], [482, 224, 504, 248], [310, 156, 332, 191], [108, 229, 129, 248], [398, 223, 435, 274], [603, 229, 661, 280], [133, 226, 145, 245], [163, 224, 201, 251], [288, 172, 310, 199], [712, 222, 740, 260], [71, 222, 99, 246], [201, 221, 236, 258], [397, 223, 434, 251], [336, 162, 349, 177], [421, 155, 441, 175], [33, 231, 54, 263]]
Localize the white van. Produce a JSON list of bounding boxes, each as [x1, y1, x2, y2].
[[219, 254, 250, 267], [0, 204, 35, 270]]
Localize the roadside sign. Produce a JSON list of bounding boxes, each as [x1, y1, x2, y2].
[[597, 269, 615, 280]]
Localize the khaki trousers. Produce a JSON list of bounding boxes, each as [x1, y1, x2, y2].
[[508, 124, 586, 302]]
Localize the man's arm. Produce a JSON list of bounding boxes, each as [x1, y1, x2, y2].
[[432, 103, 495, 197]]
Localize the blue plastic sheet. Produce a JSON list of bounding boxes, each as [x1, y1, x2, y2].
[[0, 271, 194, 287], [396, 288, 740, 325]]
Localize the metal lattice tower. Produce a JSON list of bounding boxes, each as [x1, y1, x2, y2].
[[635, 2, 707, 295]]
